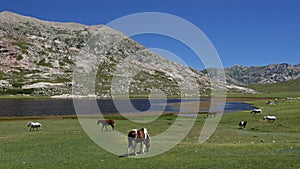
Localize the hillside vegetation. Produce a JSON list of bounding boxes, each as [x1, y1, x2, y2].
[[247, 79, 300, 98]]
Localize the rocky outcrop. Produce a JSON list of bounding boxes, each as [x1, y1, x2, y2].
[[223, 64, 300, 86]]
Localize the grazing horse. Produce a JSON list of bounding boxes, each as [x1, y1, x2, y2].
[[239, 121, 247, 130], [251, 108, 262, 115], [207, 111, 217, 118], [263, 116, 276, 122], [127, 128, 150, 156], [27, 121, 42, 131], [97, 119, 115, 131]]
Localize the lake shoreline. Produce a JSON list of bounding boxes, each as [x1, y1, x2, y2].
[[0, 97, 263, 120]]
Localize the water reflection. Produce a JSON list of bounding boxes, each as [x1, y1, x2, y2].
[[0, 99, 255, 117]]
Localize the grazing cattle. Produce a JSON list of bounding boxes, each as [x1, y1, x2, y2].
[[127, 128, 150, 156], [207, 111, 217, 118], [251, 108, 262, 115], [263, 116, 276, 122], [239, 121, 247, 130], [97, 119, 115, 131], [27, 121, 42, 131], [266, 101, 276, 105]]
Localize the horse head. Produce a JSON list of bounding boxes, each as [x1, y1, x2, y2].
[[27, 121, 32, 127]]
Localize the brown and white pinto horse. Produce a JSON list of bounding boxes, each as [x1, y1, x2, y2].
[[97, 119, 115, 131], [127, 128, 150, 156]]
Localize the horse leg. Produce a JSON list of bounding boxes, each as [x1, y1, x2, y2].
[[133, 141, 137, 156], [101, 124, 104, 131], [139, 142, 142, 154], [127, 146, 130, 157], [111, 124, 114, 131], [141, 142, 146, 154], [105, 125, 108, 131], [127, 139, 132, 156]]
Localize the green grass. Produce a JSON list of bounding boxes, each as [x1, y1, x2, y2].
[[0, 95, 49, 99], [1, 88, 36, 95], [227, 79, 300, 98], [0, 99, 299, 168], [244, 79, 300, 98], [248, 79, 300, 93]]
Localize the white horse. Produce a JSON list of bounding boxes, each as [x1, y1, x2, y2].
[[263, 116, 276, 122], [27, 121, 42, 131], [251, 108, 262, 115], [127, 128, 150, 156]]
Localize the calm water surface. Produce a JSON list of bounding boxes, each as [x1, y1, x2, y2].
[[0, 98, 256, 117]]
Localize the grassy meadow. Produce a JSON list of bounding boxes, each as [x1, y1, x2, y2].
[[228, 79, 300, 98], [0, 98, 299, 169]]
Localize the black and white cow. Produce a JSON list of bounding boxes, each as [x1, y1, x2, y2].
[[239, 121, 247, 130]]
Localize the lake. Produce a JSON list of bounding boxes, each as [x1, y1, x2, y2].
[[0, 98, 256, 117]]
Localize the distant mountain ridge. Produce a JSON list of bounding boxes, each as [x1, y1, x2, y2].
[[204, 63, 300, 86]]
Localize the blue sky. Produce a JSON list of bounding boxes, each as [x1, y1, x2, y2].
[[0, 0, 299, 69]]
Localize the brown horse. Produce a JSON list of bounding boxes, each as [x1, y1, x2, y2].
[[127, 128, 150, 156], [97, 119, 115, 131]]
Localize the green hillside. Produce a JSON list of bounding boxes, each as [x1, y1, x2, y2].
[[247, 79, 300, 98]]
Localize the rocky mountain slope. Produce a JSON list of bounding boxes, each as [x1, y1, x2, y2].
[[0, 11, 255, 97], [204, 64, 300, 86]]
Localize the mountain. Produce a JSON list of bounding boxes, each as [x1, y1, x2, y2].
[[203, 63, 300, 86], [0, 11, 255, 97]]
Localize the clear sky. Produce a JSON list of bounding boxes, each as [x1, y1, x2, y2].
[[0, 0, 299, 69]]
